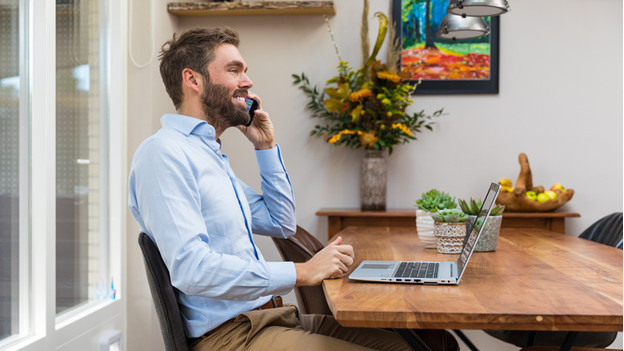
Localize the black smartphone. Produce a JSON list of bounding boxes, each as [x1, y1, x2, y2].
[[245, 98, 259, 127]]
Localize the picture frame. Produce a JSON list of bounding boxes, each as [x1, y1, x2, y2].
[[392, 0, 500, 94]]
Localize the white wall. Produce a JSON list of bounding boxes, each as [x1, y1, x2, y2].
[[126, 0, 623, 349]]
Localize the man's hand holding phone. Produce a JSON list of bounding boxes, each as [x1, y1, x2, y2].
[[238, 93, 276, 150]]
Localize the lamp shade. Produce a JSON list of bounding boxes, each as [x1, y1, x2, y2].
[[447, 0, 510, 17], [436, 14, 489, 41]]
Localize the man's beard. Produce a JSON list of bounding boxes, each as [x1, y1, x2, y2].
[[201, 82, 250, 129]]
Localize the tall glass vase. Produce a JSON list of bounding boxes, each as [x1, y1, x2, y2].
[[360, 149, 387, 211]]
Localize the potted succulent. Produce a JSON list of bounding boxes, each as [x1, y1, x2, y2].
[[458, 198, 505, 252], [414, 190, 456, 248], [432, 209, 467, 254]]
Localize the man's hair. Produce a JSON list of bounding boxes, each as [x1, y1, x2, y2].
[[159, 27, 240, 110]]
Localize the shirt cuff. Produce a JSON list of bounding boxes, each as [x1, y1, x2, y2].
[[267, 261, 297, 296], [255, 145, 286, 174]]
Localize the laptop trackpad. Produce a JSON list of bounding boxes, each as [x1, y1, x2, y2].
[[351, 261, 398, 279]]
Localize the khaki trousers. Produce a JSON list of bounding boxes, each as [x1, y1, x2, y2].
[[191, 306, 412, 351]]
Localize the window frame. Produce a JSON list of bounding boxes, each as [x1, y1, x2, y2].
[[0, 0, 127, 349]]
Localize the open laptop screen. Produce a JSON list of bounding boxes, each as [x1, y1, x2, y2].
[[456, 182, 501, 280]]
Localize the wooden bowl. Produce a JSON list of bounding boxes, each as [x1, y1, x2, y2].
[[497, 152, 575, 212], [496, 188, 574, 212]]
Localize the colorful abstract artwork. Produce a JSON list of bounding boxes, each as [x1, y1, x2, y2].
[[392, 0, 500, 94]]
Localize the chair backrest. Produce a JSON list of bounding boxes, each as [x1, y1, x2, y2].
[[138, 233, 191, 351], [579, 212, 623, 249], [272, 226, 332, 315]]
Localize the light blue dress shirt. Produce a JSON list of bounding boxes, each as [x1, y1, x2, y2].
[[128, 114, 297, 337]]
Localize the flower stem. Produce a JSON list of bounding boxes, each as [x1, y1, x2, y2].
[[324, 15, 342, 63]]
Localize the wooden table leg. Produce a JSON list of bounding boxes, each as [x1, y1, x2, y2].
[[327, 217, 343, 238], [550, 218, 566, 234]]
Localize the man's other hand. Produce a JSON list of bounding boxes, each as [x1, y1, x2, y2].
[[294, 236, 355, 286]]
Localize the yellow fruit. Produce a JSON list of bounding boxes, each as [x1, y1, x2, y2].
[[537, 193, 550, 203], [499, 178, 513, 187], [550, 183, 566, 192], [500, 186, 514, 192], [544, 190, 557, 200]]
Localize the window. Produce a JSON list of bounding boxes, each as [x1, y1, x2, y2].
[[0, 0, 125, 349], [55, 0, 108, 316], [0, 0, 22, 341]]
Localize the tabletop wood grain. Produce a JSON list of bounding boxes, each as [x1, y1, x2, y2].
[[322, 226, 622, 332]]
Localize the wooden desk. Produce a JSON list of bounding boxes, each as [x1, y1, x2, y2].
[[316, 208, 580, 237], [323, 226, 622, 332]]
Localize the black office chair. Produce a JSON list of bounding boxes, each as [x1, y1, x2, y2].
[[138, 232, 191, 351], [578, 212, 623, 249], [485, 212, 623, 349]]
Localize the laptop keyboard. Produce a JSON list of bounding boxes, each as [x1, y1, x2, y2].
[[394, 262, 439, 279]]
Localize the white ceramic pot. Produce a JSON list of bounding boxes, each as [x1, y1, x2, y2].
[[415, 209, 437, 248]]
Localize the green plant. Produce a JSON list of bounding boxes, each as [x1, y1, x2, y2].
[[458, 198, 505, 216], [432, 209, 467, 223], [415, 189, 456, 212], [292, 4, 443, 155]]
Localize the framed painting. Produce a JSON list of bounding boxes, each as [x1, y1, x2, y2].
[[392, 0, 500, 94]]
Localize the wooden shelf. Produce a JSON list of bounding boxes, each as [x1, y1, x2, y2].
[[316, 208, 581, 237], [167, 1, 335, 17]]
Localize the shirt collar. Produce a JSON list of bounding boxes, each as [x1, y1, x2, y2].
[[161, 113, 217, 140]]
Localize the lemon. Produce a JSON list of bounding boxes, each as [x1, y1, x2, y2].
[[500, 186, 514, 192], [499, 178, 513, 187], [537, 193, 550, 203]]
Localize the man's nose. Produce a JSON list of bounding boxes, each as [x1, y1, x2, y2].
[[241, 72, 253, 88]]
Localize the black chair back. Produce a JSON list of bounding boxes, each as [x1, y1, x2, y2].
[[579, 212, 623, 249], [272, 226, 332, 315], [138, 232, 191, 351]]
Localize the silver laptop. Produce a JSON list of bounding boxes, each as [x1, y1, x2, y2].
[[349, 182, 501, 285]]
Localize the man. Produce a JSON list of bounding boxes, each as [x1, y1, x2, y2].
[[129, 27, 456, 351]]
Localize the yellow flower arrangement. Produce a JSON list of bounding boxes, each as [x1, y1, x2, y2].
[[292, 7, 443, 154]]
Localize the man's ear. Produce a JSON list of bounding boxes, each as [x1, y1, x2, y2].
[[182, 68, 202, 94]]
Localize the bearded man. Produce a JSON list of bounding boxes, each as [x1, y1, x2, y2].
[[128, 27, 457, 351]]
